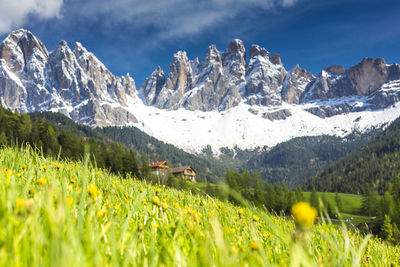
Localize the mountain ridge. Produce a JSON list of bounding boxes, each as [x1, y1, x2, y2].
[[1, 28, 400, 153]]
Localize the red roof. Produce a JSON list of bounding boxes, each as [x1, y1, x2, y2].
[[149, 161, 169, 168]]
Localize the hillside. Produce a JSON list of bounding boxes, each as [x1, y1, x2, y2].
[[29, 111, 225, 182], [1, 146, 399, 266], [29, 111, 383, 187], [243, 131, 380, 187], [304, 117, 400, 194]]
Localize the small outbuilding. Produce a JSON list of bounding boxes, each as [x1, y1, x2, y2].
[[171, 166, 196, 182], [149, 161, 170, 176]]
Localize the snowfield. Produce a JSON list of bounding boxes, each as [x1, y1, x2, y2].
[[120, 95, 400, 154]]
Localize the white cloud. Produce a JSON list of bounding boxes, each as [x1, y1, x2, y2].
[[0, 0, 63, 34], [67, 0, 300, 39]]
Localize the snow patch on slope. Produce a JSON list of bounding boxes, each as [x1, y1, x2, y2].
[[119, 95, 400, 155]]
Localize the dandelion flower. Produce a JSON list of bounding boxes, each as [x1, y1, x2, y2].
[[152, 196, 160, 206], [97, 209, 108, 218], [251, 242, 259, 250], [238, 208, 244, 217], [88, 184, 100, 199], [36, 178, 46, 185], [6, 169, 12, 183], [16, 198, 25, 210], [291, 201, 317, 228], [66, 197, 74, 205]]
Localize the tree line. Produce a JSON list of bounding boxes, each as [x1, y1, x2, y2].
[[0, 106, 140, 177], [361, 180, 400, 244]]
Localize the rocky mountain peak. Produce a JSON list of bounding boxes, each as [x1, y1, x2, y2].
[[324, 65, 345, 75], [282, 65, 315, 104], [225, 39, 245, 54], [201, 45, 222, 69], [221, 39, 246, 81], [141, 66, 166, 105], [345, 57, 388, 95], [268, 54, 283, 66], [0, 30, 138, 126], [249, 44, 268, 58], [245, 44, 286, 106], [0, 29, 48, 74]]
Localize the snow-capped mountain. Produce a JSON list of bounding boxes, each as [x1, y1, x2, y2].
[[1, 29, 400, 154]]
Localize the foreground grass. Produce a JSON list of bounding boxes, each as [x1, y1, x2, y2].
[[1, 146, 399, 266]]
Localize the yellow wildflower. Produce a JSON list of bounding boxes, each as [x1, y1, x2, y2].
[[55, 163, 62, 170], [161, 202, 168, 209], [253, 214, 260, 221], [152, 196, 160, 206], [6, 169, 12, 183], [238, 208, 244, 217], [152, 221, 159, 229], [66, 197, 74, 205], [36, 178, 46, 185], [16, 198, 25, 210], [70, 178, 77, 184], [88, 184, 100, 199], [173, 202, 180, 209], [97, 209, 108, 218], [291, 201, 317, 228], [250, 242, 259, 250], [42, 165, 48, 171], [231, 245, 238, 254], [21, 165, 27, 170]]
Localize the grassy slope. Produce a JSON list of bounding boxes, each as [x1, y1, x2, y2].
[[303, 192, 363, 215], [302, 192, 371, 224], [1, 146, 399, 266]]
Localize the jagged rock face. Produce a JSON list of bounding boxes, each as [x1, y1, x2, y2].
[[154, 51, 198, 109], [262, 109, 291, 121], [282, 65, 315, 104], [143, 40, 247, 111], [388, 64, 400, 81], [140, 66, 165, 105], [182, 45, 227, 111], [346, 58, 388, 95], [0, 29, 49, 110], [0, 29, 137, 127], [324, 65, 345, 76], [306, 58, 389, 101], [245, 45, 286, 106], [2, 29, 400, 128]]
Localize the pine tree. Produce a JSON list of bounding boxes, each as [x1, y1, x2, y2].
[[310, 187, 319, 209], [295, 186, 304, 202], [0, 131, 7, 146], [140, 153, 151, 180], [381, 215, 395, 243]]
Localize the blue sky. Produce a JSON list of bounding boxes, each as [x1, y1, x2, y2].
[[0, 0, 399, 87]]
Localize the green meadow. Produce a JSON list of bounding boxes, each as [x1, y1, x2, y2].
[[1, 146, 399, 266]]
